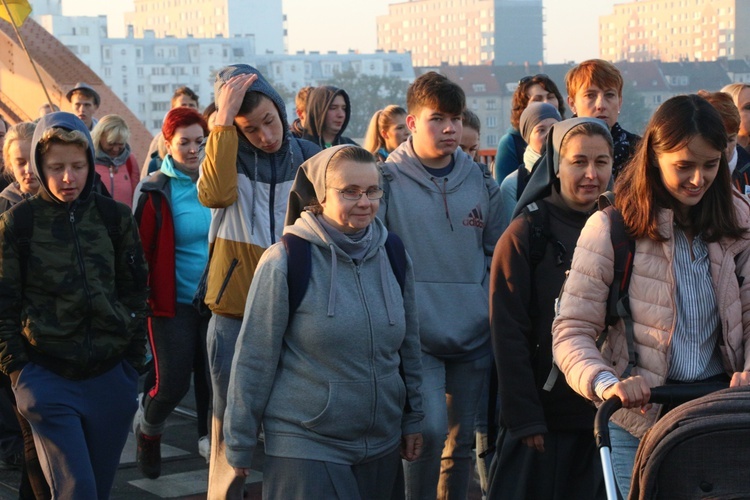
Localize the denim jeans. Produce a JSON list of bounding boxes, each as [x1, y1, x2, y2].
[[403, 351, 491, 500], [206, 314, 245, 500], [608, 421, 640, 499]]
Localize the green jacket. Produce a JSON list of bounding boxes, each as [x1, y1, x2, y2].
[[0, 193, 149, 379]]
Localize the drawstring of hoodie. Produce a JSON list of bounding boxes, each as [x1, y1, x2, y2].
[[250, 137, 295, 239], [379, 249, 397, 325], [327, 243, 337, 317], [431, 177, 454, 231]]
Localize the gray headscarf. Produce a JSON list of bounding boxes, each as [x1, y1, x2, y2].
[[519, 102, 562, 145], [512, 117, 612, 219], [285, 144, 359, 226]]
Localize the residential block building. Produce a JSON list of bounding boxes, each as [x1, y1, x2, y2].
[[600, 0, 750, 62], [376, 0, 542, 66]]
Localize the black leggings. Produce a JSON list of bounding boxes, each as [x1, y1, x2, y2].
[[142, 304, 210, 436]]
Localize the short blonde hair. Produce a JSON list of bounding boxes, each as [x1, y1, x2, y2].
[[721, 83, 750, 107], [37, 127, 89, 159], [2, 122, 36, 170], [91, 114, 130, 155]]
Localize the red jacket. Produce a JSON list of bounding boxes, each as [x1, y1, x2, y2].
[[134, 172, 176, 317]]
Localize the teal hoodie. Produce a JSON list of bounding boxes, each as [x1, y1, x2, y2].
[[224, 203, 423, 468]]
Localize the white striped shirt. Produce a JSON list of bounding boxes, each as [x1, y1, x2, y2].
[[593, 228, 724, 398], [667, 228, 724, 382]]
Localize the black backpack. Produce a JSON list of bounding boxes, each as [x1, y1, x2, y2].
[[524, 193, 638, 387], [281, 231, 407, 314]]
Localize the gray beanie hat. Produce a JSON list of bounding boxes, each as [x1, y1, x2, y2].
[[519, 102, 562, 144]]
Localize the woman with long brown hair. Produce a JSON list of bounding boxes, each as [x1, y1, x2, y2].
[[552, 94, 750, 499]]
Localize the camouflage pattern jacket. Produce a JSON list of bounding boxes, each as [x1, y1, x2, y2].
[[0, 194, 150, 379]]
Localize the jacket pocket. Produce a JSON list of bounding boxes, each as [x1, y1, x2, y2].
[[301, 380, 374, 441], [215, 258, 238, 305], [371, 372, 406, 439]]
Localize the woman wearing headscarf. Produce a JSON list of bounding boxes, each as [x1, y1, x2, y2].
[[498, 102, 561, 231], [225, 145, 423, 498], [488, 118, 612, 499]]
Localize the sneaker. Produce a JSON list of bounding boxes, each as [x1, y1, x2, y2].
[[198, 435, 210, 463], [132, 392, 144, 436], [136, 425, 162, 480]]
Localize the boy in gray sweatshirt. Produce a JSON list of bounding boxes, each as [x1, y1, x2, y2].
[[379, 72, 503, 499]]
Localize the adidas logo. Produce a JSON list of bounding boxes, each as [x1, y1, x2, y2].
[[463, 204, 484, 228]]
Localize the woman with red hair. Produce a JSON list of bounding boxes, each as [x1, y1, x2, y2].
[[132, 107, 211, 479]]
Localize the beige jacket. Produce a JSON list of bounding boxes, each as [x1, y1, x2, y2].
[[552, 192, 750, 437]]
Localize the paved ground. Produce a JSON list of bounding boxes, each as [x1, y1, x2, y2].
[[0, 385, 483, 499]]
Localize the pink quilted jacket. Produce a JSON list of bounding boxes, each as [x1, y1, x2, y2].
[[552, 192, 750, 437]]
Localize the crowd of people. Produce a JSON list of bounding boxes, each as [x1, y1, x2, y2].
[[0, 57, 748, 500]]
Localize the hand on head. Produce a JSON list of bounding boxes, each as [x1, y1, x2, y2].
[[215, 73, 258, 127]]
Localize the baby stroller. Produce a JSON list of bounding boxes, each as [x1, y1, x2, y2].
[[594, 383, 750, 500]]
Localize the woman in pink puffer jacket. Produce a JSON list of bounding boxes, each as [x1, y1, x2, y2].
[[552, 94, 750, 499]]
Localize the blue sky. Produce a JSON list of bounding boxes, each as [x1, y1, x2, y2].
[[60, 0, 619, 64]]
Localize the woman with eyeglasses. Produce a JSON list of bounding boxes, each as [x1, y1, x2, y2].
[[131, 107, 212, 480], [494, 74, 566, 185], [224, 145, 424, 498]]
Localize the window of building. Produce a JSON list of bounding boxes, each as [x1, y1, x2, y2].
[[486, 116, 497, 128]]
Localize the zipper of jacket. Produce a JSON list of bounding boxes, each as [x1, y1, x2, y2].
[[109, 166, 115, 196], [354, 263, 377, 448], [269, 155, 277, 243], [70, 207, 94, 365]]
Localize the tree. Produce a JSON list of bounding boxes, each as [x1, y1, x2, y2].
[[322, 69, 411, 138], [618, 82, 651, 136]]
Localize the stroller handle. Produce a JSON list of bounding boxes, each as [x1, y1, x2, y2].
[[594, 381, 728, 449]]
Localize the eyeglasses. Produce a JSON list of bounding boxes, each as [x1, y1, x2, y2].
[[331, 187, 384, 201], [518, 74, 549, 85]]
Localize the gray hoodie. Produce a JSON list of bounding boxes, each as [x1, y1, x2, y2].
[[380, 138, 503, 360], [224, 209, 423, 468]]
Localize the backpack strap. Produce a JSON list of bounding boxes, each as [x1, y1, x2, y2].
[[523, 201, 567, 269], [597, 204, 638, 377], [10, 200, 33, 286], [281, 233, 312, 317], [383, 232, 407, 295], [93, 194, 122, 244]]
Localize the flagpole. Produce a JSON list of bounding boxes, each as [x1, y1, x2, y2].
[[0, 0, 54, 108]]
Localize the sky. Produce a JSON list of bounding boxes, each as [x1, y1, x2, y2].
[[60, 0, 620, 64]]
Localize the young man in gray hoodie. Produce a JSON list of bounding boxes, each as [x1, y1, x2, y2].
[[379, 72, 503, 499]]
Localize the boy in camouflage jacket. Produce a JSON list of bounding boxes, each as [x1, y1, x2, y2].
[[0, 112, 149, 498]]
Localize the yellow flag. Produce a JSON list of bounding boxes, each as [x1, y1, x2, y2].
[[0, 0, 32, 27]]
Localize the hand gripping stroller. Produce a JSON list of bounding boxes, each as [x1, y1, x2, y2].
[[594, 382, 732, 500]]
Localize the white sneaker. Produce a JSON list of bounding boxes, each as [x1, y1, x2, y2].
[[132, 393, 144, 435], [198, 435, 210, 463]]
